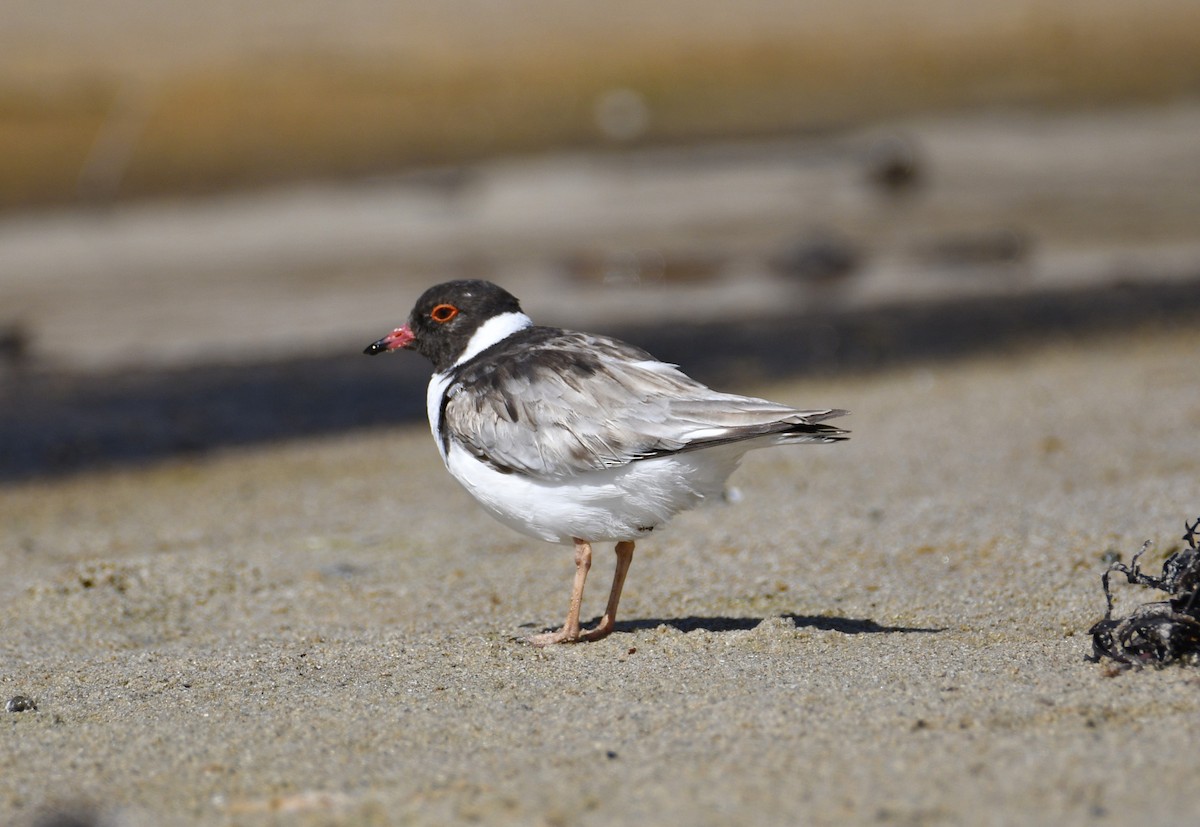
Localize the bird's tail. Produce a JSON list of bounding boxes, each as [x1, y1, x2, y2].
[[779, 408, 849, 443]]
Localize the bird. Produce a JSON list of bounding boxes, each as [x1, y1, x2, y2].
[[365, 280, 848, 645]]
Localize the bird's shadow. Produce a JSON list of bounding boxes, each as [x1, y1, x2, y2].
[[524, 613, 943, 637]]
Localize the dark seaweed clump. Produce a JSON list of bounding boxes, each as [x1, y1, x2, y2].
[[1089, 517, 1200, 668]]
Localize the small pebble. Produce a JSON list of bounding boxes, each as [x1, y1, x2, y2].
[[6, 695, 38, 713]]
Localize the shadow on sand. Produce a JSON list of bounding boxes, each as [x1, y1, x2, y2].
[[526, 614, 944, 637]]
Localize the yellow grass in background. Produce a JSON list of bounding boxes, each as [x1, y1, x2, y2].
[[1, 0, 1198, 209]]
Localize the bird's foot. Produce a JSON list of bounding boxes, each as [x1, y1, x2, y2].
[[527, 616, 616, 646], [527, 624, 581, 647], [580, 615, 616, 642]]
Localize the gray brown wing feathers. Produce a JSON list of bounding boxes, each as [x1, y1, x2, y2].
[[441, 327, 847, 480]]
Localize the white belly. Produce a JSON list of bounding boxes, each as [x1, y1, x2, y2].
[[442, 440, 744, 544]]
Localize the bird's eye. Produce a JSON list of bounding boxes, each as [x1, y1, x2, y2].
[[430, 303, 459, 323]]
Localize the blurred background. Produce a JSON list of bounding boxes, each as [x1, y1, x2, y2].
[[2, 0, 1199, 480]]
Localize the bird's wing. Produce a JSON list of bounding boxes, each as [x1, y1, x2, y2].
[[440, 329, 846, 480]]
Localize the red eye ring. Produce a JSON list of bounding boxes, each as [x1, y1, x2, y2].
[[430, 303, 459, 323]]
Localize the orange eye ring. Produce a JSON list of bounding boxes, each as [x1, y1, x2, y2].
[[430, 303, 459, 323]]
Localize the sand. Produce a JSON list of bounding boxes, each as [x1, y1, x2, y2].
[[3, 324, 1200, 826]]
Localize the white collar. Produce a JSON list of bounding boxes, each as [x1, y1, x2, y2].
[[453, 311, 533, 367]]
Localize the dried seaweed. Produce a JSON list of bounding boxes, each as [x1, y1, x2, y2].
[[1089, 517, 1200, 668]]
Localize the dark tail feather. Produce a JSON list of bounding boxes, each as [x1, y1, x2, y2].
[[783, 408, 849, 443], [780, 421, 849, 443]]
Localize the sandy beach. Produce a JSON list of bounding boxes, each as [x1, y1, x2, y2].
[[3, 322, 1200, 825]]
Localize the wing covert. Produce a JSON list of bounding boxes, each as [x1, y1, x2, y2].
[[440, 328, 843, 479]]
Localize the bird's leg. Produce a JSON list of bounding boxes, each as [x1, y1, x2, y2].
[[581, 541, 635, 642], [528, 538, 592, 646]]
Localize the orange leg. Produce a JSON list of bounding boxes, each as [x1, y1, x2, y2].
[[528, 538, 592, 646], [581, 541, 635, 642]]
